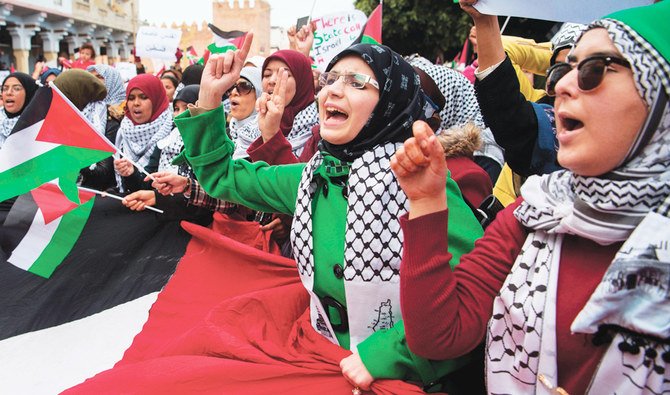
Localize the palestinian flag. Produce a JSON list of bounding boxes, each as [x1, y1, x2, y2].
[[200, 25, 247, 64], [63, 216, 426, 394], [0, 86, 116, 202], [185, 46, 199, 65], [359, 4, 382, 45], [0, 195, 196, 392], [6, 180, 95, 278]]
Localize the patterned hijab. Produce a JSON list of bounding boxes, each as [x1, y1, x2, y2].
[[409, 55, 504, 167], [488, 3, 670, 393], [87, 64, 126, 105], [124, 74, 170, 125], [321, 44, 427, 162], [2, 72, 38, 118], [262, 50, 315, 135]]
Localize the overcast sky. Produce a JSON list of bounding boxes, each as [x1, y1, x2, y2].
[[139, 0, 356, 29]]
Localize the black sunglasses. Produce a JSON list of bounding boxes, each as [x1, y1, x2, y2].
[[226, 80, 255, 96], [545, 55, 631, 96]]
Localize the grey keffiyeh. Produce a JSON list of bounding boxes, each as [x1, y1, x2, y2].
[[409, 56, 504, 168], [232, 102, 318, 160], [82, 101, 108, 135], [487, 16, 670, 395], [87, 64, 127, 106]]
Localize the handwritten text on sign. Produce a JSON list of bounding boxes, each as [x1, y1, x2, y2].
[[311, 10, 367, 72], [135, 27, 182, 62]]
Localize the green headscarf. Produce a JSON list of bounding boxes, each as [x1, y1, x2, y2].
[[52, 69, 107, 111]]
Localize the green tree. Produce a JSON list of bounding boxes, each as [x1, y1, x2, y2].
[[355, 0, 472, 62]]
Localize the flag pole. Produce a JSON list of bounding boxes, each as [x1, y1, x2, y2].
[[500, 16, 511, 34], [308, 0, 318, 22], [77, 186, 164, 214]]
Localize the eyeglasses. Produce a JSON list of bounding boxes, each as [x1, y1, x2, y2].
[[226, 80, 255, 96], [319, 72, 379, 90], [2, 85, 24, 93], [545, 55, 631, 96]]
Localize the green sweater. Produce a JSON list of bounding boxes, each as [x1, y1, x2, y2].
[[175, 106, 484, 387]]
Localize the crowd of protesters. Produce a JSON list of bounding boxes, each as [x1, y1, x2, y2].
[[2, 0, 669, 393]]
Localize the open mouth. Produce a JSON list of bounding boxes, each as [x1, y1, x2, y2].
[[325, 105, 349, 123], [560, 115, 584, 132]]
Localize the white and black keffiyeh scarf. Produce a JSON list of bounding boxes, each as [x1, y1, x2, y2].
[[487, 18, 670, 395], [290, 143, 407, 349], [232, 102, 318, 159], [115, 107, 173, 167], [115, 107, 173, 188], [0, 111, 18, 149], [82, 101, 108, 135], [86, 64, 126, 106], [157, 127, 186, 175], [410, 56, 505, 167]]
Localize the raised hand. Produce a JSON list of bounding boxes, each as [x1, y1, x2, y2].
[[287, 25, 298, 51], [459, 0, 484, 19], [257, 67, 288, 142], [198, 32, 254, 109], [147, 172, 189, 195], [122, 190, 157, 211], [294, 23, 315, 58], [390, 121, 449, 219]]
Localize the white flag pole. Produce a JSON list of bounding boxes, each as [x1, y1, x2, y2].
[[77, 186, 164, 214], [500, 16, 511, 35]]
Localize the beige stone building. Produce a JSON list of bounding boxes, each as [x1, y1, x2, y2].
[[0, 0, 138, 74], [175, 0, 271, 68]]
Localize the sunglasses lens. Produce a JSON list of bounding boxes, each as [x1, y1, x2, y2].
[[238, 81, 253, 95], [546, 64, 571, 96], [578, 59, 606, 91]]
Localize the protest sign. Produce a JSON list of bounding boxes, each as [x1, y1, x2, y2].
[[311, 10, 367, 71], [114, 62, 137, 82], [135, 27, 182, 62], [473, 0, 654, 23]]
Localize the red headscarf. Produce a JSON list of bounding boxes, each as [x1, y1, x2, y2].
[[262, 50, 315, 135], [125, 74, 170, 125]]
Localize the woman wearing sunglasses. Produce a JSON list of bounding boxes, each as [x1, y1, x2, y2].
[[396, 1, 670, 394], [146, 36, 483, 392], [228, 66, 263, 159]]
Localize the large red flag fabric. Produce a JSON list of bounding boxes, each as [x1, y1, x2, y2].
[[64, 220, 428, 394]]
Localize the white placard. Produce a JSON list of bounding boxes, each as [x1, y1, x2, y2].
[[474, 0, 654, 23], [114, 62, 138, 83], [311, 10, 368, 72], [135, 27, 182, 62]]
